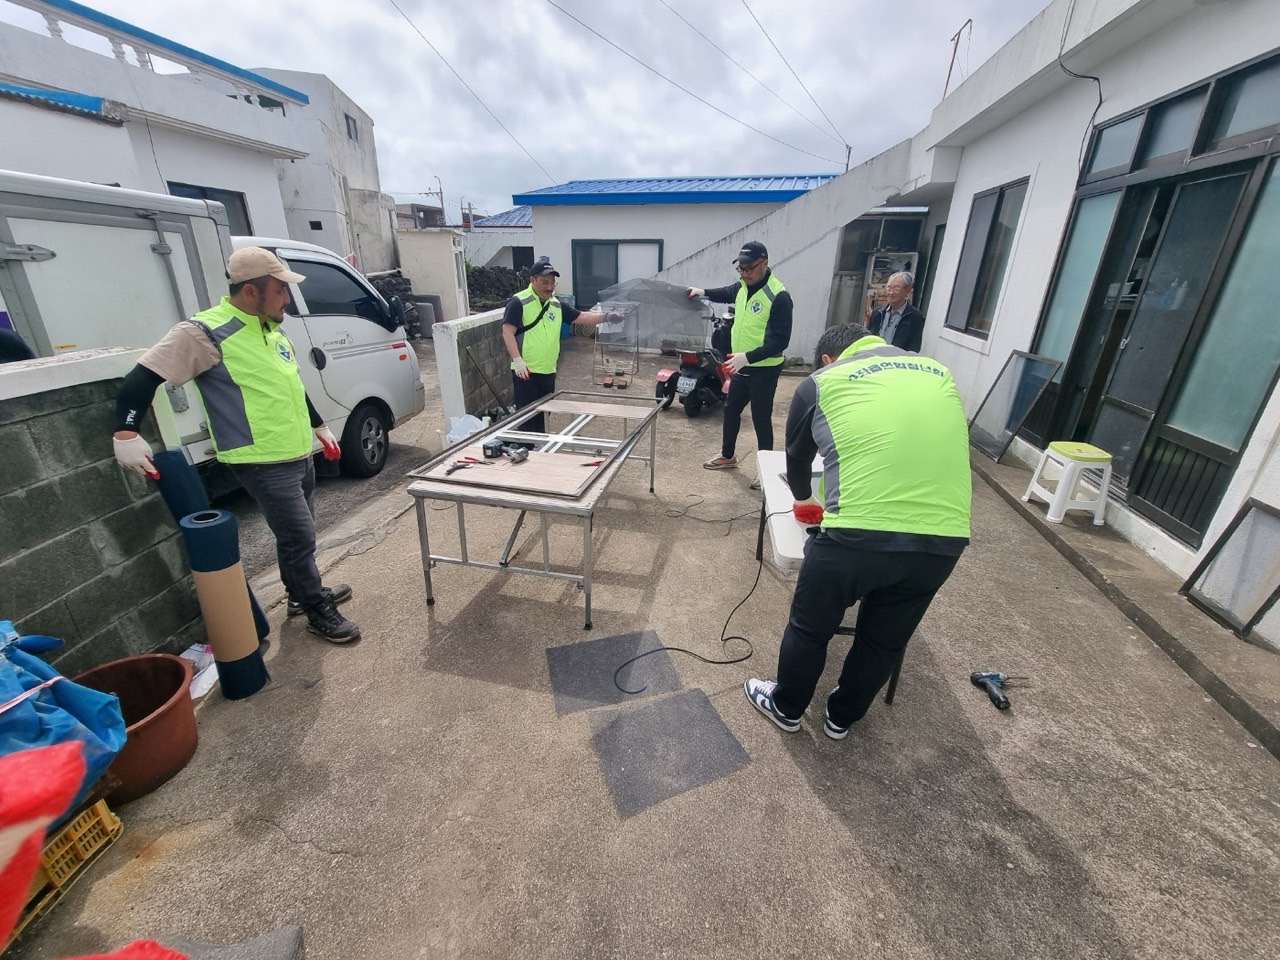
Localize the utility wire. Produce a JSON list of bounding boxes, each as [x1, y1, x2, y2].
[[543, 0, 842, 166], [739, 0, 847, 151], [385, 0, 556, 183], [654, 0, 840, 147]]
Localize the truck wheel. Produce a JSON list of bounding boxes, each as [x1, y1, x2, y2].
[[341, 402, 388, 477], [683, 396, 703, 418]]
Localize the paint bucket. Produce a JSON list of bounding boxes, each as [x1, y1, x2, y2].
[[73, 653, 197, 803]]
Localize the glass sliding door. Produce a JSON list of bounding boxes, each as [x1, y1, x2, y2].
[[1132, 160, 1280, 542]]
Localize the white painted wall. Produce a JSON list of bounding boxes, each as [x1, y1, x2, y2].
[[132, 124, 289, 238], [531, 201, 787, 296], [0, 101, 142, 186], [465, 228, 532, 269], [398, 230, 468, 321], [432, 309, 504, 429]]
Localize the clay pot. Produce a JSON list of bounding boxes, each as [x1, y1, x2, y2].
[[73, 653, 197, 803]]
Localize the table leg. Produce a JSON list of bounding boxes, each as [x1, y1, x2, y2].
[[582, 513, 593, 629], [415, 498, 435, 606], [756, 499, 766, 562], [649, 416, 656, 493], [541, 513, 551, 571], [499, 510, 527, 566]]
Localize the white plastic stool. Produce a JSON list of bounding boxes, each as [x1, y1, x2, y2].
[[1022, 441, 1113, 525]]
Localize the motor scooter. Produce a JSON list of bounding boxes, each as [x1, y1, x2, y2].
[[655, 310, 734, 417]]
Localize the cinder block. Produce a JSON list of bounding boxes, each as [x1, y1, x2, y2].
[[1, 461, 138, 561], [0, 380, 120, 427], [52, 622, 134, 676], [89, 496, 178, 566], [63, 542, 182, 636], [14, 598, 84, 651], [0, 424, 42, 495], [129, 578, 200, 653], [27, 402, 118, 476], [0, 528, 102, 623]]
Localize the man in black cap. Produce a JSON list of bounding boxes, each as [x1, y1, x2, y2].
[[502, 256, 614, 435], [687, 241, 793, 474]]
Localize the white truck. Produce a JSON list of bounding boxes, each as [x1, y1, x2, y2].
[[0, 169, 424, 476]]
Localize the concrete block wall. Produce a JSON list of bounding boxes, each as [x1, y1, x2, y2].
[[431, 309, 509, 428], [0, 351, 202, 676]]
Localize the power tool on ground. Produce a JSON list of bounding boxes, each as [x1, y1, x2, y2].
[[970, 671, 1012, 710]]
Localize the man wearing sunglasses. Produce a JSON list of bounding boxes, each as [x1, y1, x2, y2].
[[686, 241, 793, 472]]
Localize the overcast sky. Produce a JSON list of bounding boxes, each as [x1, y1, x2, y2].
[[3, 0, 1052, 218]]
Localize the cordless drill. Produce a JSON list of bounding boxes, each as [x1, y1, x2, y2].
[[970, 671, 1011, 710]]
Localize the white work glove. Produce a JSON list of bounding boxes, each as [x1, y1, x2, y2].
[[113, 434, 159, 479], [512, 356, 530, 380], [686, 287, 705, 299], [315, 425, 340, 460], [726, 352, 750, 374]]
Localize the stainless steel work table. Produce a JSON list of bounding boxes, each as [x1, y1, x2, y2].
[[406, 392, 660, 629]]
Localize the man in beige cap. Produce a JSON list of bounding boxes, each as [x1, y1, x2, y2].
[[112, 246, 360, 643]]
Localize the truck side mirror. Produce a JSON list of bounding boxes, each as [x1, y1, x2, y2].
[[388, 296, 406, 327]]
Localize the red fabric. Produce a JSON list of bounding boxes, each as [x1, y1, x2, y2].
[[0, 743, 188, 960], [792, 502, 824, 525]]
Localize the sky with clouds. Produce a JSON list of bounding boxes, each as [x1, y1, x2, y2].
[[2, 0, 1053, 217]]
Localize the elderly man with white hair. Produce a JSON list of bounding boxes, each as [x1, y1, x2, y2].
[[867, 272, 925, 353]]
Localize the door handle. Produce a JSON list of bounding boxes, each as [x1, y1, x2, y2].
[[1119, 337, 1129, 351], [309, 347, 327, 370]]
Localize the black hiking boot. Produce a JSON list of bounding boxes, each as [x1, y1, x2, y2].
[[305, 599, 361, 644]]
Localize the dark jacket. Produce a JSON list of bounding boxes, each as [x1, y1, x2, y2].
[[867, 303, 925, 353]]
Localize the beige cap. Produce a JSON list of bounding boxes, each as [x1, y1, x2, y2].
[[226, 246, 305, 284]]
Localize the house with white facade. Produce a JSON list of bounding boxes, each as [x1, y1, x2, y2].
[[0, 0, 391, 268], [465, 205, 533, 272], [511, 175, 836, 308], [650, 0, 1280, 641]]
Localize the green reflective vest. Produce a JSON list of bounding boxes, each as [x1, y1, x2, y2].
[[190, 298, 313, 465], [511, 286, 562, 375], [731, 272, 786, 367], [811, 336, 971, 537]]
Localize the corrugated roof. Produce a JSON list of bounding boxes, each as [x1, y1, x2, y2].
[[472, 206, 532, 228], [0, 81, 125, 122], [512, 174, 837, 206], [16, 0, 309, 105]]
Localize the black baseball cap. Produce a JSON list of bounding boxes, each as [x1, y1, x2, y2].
[[733, 241, 768, 265], [530, 256, 560, 277]]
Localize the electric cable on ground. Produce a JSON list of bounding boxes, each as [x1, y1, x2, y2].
[[612, 509, 794, 693]]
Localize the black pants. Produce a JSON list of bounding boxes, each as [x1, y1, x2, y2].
[[772, 533, 961, 725], [513, 371, 556, 435], [722, 365, 782, 459], [230, 458, 323, 609]]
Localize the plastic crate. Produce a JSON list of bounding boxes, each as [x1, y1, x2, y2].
[[7, 800, 123, 949]]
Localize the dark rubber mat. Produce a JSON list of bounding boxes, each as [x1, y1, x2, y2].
[[546, 630, 680, 714], [590, 689, 750, 817]]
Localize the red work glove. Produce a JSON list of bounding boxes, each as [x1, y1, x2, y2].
[[792, 497, 824, 525], [315, 425, 341, 460]]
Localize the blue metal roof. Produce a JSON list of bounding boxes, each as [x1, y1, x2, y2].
[[512, 174, 837, 206], [0, 81, 121, 121], [473, 206, 532, 228], [34, 1, 309, 105]]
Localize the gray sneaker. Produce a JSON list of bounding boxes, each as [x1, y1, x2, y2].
[[305, 600, 360, 644], [288, 583, 352, 617]]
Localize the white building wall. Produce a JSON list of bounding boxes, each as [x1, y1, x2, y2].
[[131, 124, 289, 238], [531, 201, 787, 296], [0, 101, 142, 186], [465, 228, 532, 269], [398, 230, 467, 321]]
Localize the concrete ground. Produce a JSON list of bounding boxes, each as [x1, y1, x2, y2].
[[12, 339, 1280, 960]]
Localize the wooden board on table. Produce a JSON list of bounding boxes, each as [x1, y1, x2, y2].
[[418, 445, 609, 496], [538, 398, 653, 420]]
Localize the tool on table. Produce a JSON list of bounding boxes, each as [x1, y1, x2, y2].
[[501, 444, 529, 465], [482, 439, 505, 459], [970, 670, 1018, 710], [581, 459, 604, 466], [444, 461, 475, 476], [457, 456, 492, 465]]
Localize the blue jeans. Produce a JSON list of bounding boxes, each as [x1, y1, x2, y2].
[[230, 457, 323, 609]]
